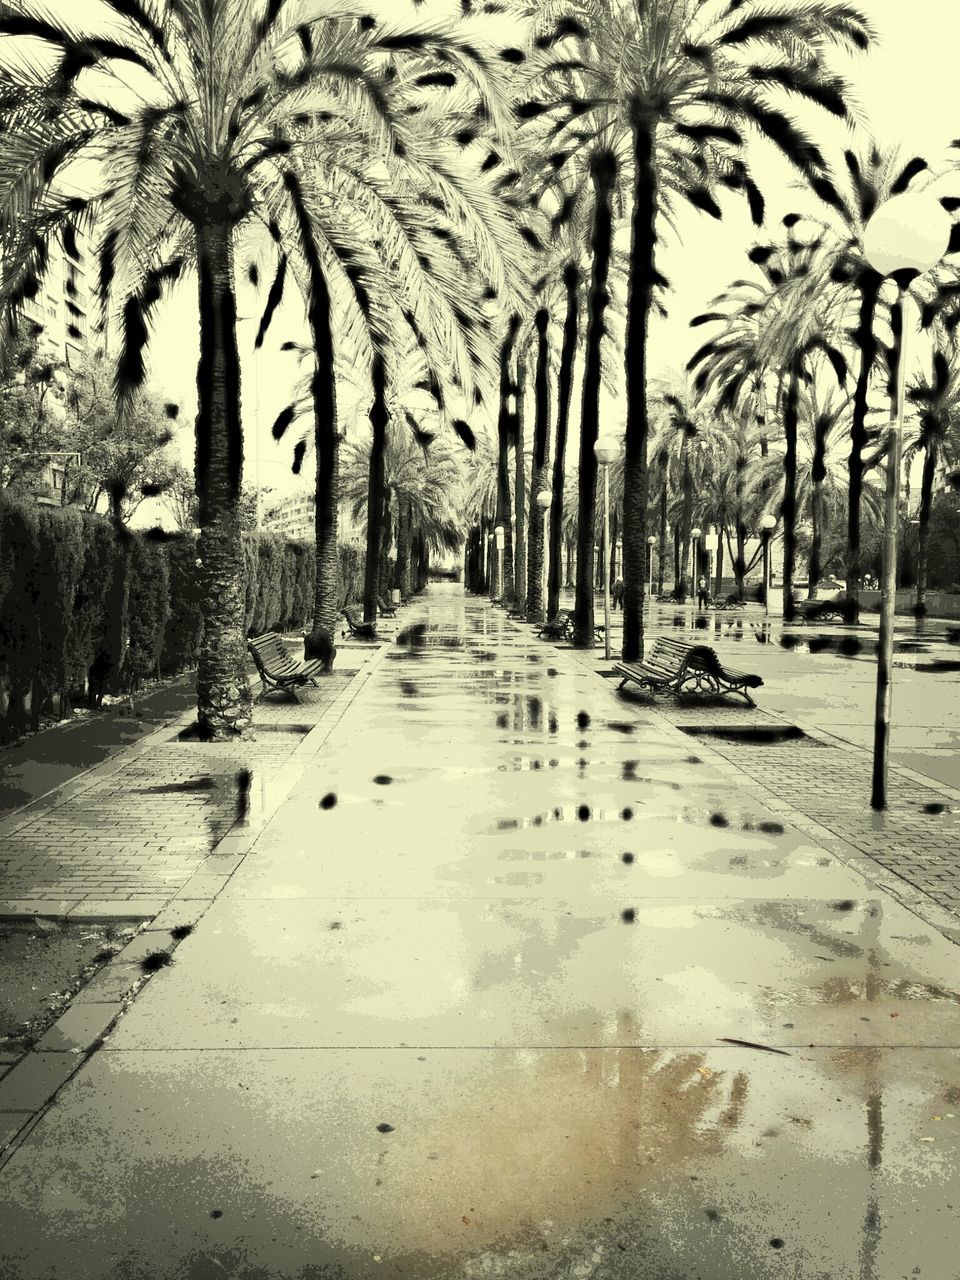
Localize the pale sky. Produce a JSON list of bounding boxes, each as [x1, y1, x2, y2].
[[43, 0, 957, 518]]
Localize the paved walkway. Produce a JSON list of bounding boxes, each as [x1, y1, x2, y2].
[[1, 586, 957, 1279], [0, 643, 384, 918], [565, 596, 960, 940]]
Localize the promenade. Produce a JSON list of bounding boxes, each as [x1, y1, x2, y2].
[[1, 586, 957, 1279]]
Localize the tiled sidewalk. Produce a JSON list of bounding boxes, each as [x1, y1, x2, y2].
[[560, 641, 960, 944], [0, 647, 382, 918]]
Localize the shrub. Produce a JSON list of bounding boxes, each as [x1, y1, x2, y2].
[[0, 498, 40, 740], [160, 534, 203, 675], [35, 506, 85, 718], [127, 537, 171, 686]]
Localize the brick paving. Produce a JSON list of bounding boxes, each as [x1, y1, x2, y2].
[[662, 703, 960, 918], [554, 598, 960, 937], [0, 650, 378, 915]]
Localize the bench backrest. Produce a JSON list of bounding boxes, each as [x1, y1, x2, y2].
[[646, 637, 721, 675], [248, 631, 298, 676]]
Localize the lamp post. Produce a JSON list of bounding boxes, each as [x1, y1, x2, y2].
[[494, 524, 505, 604], [689, 527, 701, 604], [536, 489, 551, 623], [863, 193, 950, 810], [760, 514, 777, 614], [594, 435, 620, 659], [647, 534, 657, 598]]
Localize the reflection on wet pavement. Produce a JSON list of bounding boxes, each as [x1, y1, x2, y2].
[[0, 587, 957, 1279]]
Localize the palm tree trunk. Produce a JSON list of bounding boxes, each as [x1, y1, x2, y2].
[[808, 411, 828, 600], [514, 342, 528, 607], [496, 314, 521, 603], [283, 179, 341, 634], [657, 466, 667, 596], [363, 352, 387, 622], [193, 220, 251, 738], [548, 265, 579, 621], [574, 149, 617, 649], [621, 119, 656, 661], [680, 454, 693, 599], [846, 276, 880, 621], [565, 529, 575, 588], [916, 443, 937, 610], [715, 528, 725, 600], [526, 308, 551, 620], [673, 523, 681, 594], [735, 523, 746, 600], [396, 495, 413, 598], [782, 360, 802, 621]]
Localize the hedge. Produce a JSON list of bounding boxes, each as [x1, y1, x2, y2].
[[0, 495, 345, 742]]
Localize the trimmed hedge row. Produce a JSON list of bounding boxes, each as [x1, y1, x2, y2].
[[0, 496, 338, 741]]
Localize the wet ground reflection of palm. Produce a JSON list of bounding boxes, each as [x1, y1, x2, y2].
[[375, 1009, 749, 1263]]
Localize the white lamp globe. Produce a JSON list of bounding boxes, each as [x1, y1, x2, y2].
[[690, 527, 702, 540], [646, 534, 656, 546], [760, 514, 777, 532], [536, 490, 551, 510], [863, 193, 951, 278], [594, 435, 620, 466]]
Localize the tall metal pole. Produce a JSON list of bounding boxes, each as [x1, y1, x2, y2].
[[542, 507, 549, 624], [871, 292, 909, 811], [602, 462, 611, 660]]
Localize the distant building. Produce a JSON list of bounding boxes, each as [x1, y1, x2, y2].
[[262, 491, 314, 540], [21, 222, 91, 369], [15, 221, 96, 508], [262, 489, 361, 544]]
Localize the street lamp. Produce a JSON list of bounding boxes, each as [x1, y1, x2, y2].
[[594, 435, 620, 659], [760, 514, 777, 614], [689, 527, 701, 604], [536, 489, 551, 623], [863, 192, 951, 810], [646, 534, 657, 599], [494, 524, 505, 604]]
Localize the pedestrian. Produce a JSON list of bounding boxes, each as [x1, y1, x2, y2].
[[697, 575, 709, 609], [612, 578, 624, 610]]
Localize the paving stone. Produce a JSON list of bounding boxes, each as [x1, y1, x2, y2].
[[0, 1112, 33, 1150], [34, 1003, 122, 1053], [0, 1053, 79, 1113]]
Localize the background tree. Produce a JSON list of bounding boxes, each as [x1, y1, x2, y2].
[[517, 0, 873, 658]]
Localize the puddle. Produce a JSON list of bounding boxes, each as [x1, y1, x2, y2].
[[678, 725, 824, 747]]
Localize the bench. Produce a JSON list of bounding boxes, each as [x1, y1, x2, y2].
[[536, 609, 606, 642], [342, 606, 378, 640], [377, 593, 397, 617], [247, 631, 326, 703], [614, 637, 763, 706], [798, 597, 847, 623]]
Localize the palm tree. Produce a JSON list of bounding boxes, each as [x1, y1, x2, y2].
[[905, 347, 960, 612], [494, 312, 522, 602], [516, 0, 873, 659], [524, 308, 551, 620], [653, 384, 725, 599], [0, 2, 523, 736], [791, 145, 937, 618], [573, 149, 617, 647]]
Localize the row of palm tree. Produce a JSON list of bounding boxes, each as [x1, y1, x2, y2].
[[8, 0, 960, 739]]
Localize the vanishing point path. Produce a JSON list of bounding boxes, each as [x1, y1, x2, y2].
[[1, 586, 958, 1278]]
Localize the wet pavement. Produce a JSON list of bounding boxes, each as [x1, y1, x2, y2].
[[1, 586, 958, 1279]]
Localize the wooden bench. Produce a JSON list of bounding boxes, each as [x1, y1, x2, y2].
[[247, 631, 326, 703], [377, 593, 397, 617], [615, 637, 763, 706], [536, 609, 606, 642], [799, 597, 846, 623], [342, 606, 378, 640]]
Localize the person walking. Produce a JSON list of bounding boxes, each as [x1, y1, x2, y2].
[[697, 575, 709, 610], [612, 578, 624, 610]]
